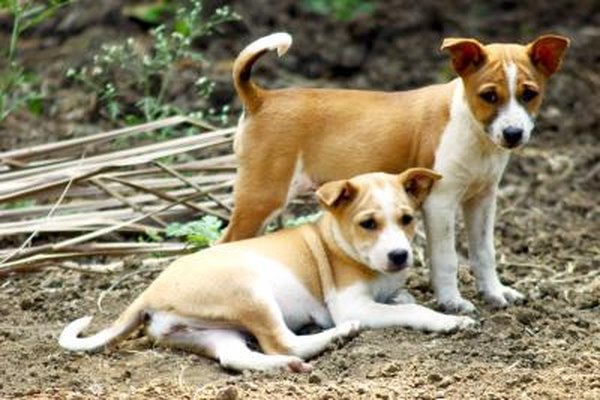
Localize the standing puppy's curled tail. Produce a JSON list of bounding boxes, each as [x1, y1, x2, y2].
[[59, 298, 145, 352], [232, 32, 292, 112]]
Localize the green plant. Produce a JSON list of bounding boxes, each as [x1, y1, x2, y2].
[[302, 0, 376, 21], [67, 0, 239, 127], [0, 0, 70, 121], [165, 215, 223, 248], [265, 211, 323, 233]]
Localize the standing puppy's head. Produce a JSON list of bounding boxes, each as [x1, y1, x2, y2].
[[442, 35, 570, 149], [316, 168, 441, 273]]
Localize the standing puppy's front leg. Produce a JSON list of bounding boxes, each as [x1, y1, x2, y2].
[[462, 187, 524, 308], [423, 192, 476, 313]]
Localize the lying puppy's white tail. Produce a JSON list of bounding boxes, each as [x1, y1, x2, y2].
[[59, 298, 144, 352], [232, 32, 292, 112]]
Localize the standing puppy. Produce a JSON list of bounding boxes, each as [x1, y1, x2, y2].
[[59, 169, 474, 372], [220, 32, 569, 312]]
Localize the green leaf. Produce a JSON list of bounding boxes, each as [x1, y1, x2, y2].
[[165, 215, 224, 248], [26, 96, 44, 116]]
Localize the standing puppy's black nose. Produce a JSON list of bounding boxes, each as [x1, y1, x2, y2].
[[388, 249, 408, 267], [502, 127, 524, 147]]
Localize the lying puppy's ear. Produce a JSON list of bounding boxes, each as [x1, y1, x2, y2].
[[441, 38, 486, 76], [399, 168, 442, 206], [527, 35, 570, 77], [316, 180, 356, 209]]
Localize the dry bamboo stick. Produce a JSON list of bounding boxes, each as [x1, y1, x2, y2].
[[0, 166, 115, 203], [0, 116, 216, 163], [0, 142, 233, 204], [0, 137, 232, 196], [0, 188, 232, 220]]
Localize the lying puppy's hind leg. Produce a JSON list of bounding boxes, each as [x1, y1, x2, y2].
[[172, 329, 310, 372], [245, 297, 360, 361], [146, 312, 310, 372], [279, 321, 361, 360]]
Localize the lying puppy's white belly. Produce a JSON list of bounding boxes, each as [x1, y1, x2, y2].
[[245, 253, 333, 331]]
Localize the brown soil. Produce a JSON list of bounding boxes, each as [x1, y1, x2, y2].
[[1, 0, 599, 398]]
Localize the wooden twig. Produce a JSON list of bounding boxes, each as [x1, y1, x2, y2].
[[104, 175, 228, 220], [59, 260, 125, 274], [91, 177, 167, 228], [0, 242, 189, 275], [154, 161, 232, 214]]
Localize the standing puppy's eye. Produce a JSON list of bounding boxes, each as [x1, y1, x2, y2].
[[479, 90, 498, 104], [521, 88, 539, 102], [359, 218, 377, 230], [400, 214, 413, 225]]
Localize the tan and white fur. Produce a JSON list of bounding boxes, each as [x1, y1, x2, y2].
[[59, 169, 474, 372], [220, 32, 569, 313]]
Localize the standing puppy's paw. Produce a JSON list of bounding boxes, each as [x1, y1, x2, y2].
[[437, 296, 477, 314], [482, 285, 525, 309]]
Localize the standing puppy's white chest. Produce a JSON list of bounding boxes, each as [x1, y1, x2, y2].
[[433, 81, 509, 200]]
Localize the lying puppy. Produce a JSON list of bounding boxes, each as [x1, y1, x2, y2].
[[59, 168, 474, 372], [219, 32, 569, 313]]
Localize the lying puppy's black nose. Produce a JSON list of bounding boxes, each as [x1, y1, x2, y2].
[[502, 126, 523, 147], [388, 249, 408, 267]]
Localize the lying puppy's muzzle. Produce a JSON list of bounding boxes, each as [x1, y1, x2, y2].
[[386, 249, 410, 272]]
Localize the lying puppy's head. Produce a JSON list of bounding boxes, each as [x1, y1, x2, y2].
[[317, 168, 441, 273], [441, 35, 569, 150]]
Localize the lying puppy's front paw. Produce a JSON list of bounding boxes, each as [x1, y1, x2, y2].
[[482, 285, 525, 309], [437, 296, 477, 314], [336, 320, 361, 339], [428, 315, 476, 333], [392, 290, 416, 305], [287, 358, 313, 373], [438, 315, 477, 333], [454, 316, 476, 330]]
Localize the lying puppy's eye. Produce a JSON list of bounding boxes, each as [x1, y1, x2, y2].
[[359, 218, 377, 230], [521, 88, 538, 103], [400, 214, 413, 225], [479, 90, 498, 104]]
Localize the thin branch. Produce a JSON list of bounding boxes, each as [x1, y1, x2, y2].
[[0, 152, 83, 265], [105, 175, 229, 220], [90, 177, 167, 228], [154, 160, 232, 214]]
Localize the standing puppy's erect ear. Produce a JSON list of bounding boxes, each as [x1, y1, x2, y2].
[[441, 38, 486, 76], [316, 180, 356, 210], [399, 168, 442, 207], [527, 35, 570, 77]]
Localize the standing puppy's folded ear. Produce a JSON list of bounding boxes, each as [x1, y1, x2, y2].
[[441, 38, 487, 77], [398, 168, 442, 207], [316, 180, 356, 210], [527, 35, 570, 77]]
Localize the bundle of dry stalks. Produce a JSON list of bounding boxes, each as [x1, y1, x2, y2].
[[0, 116, 237, 275]]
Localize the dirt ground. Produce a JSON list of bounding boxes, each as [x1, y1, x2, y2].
[[1, 0, 599, 398]]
